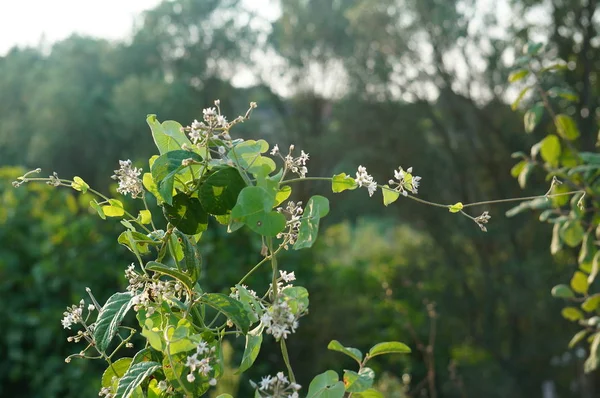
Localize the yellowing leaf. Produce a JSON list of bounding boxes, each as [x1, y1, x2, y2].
[[139, 210, 152, 225], [571, 271, 589, 295], [449, 202, 464, 213], [71, 176, 89, 193], [382, 185, 400, 206], [332, 173, 358, 193]]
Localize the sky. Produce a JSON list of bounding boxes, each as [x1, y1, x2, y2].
[[0, 0, 278, 55], [0, 1, 165, 55]]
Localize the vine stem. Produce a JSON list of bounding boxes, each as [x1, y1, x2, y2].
[[281, 176, 584, 210], [280, 339, 296, 383], [237, 240, 288, 285]]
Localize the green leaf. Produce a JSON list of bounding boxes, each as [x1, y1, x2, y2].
[[540, 135, 561, 166], [571, 271, 589, 295], [102, 357, 133, 388], [275, 185, 292, 207], [589, 252, 600, 284], [585, 333, 600, 372], [327, 340, 363, 364], [352, 389, 384, 398], [579, 152, 600, 164], [517, 162, 534, 188], [382, 185, 399, 206], [511, 161, 527, 178], [237, 325, 263, 374], [228, 140, 274, 176], [508, 69, 529, 83], [71, 176, 89, 193], [163, 193, 208, 235], [551, 222, 563, 255], [103, 199, 125, 217], [367, 341, 411, 359], [147, 115, 192, 155], [117, 231, 152, 255], [115, 361, 161, 398], [561, 220, 584, 247], [555, 114, 580, 141], [525, 42, 543, 55], [282, 286, 309, 314], [200, 293, 253, 333], [332, 173, 358, 193], [216, 395, 234, 398], [294, 195, 330, 250], [511, 86, 531, 110], [90, 200, 106, 219], [94, 292, 134, 352], [151, 150, 202, 205], [551, 284, 575, 299], [139, 210, 152, 225], [143, 173, 164, 203], [146, 261, 195, 292], [199, 167, 246, 215], [174, 230, 202, 284], [524, 103, 543, 133], [549, 87, 579, 102], [344, 368, 375, 393], [449, 202, 463, 213], [307, 370, 345, 398], [166, 320, 198, 355], [569, 330, 589, 348], [231, 186, 276, 217], [562, 307, 584, 321], [246, 211, 287, 237], [505, 197, 549, 218], [582, 295, 600, 312]]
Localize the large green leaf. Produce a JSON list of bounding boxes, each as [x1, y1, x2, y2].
[[307, 370, 345, 398], [555, 114, 580, 141], [237, 325, 263, 374], [231, 186, 276, 217], [102, 357, 133, 388], [147, 115, 192, 154], [163, 193, 208, 235], [344, 367, 375, 393], [115, 361, 161, 398], [540, 135, 561, 166], [94, 292, 134, 352], [228, 140, 275, 176], [561, 220, 584, 247], [199, 167, 246, 215], [367, 341, 411, 359], [117, 231, 153, 255], [294, 195, 329, 250], [151, 150, 202, 205], [200, 293, 253, 333], [551, 284, 575, 299], [328, 340, 363, 364]]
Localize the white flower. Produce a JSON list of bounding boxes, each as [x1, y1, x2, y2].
[[187, 373, 196, 383], [259, 376, 272, 390], [216, 115, 228, 127], [209, 378, 217, 386], [203, 107, 217, 121], [355, 165, 378, 197], [111, 160, 143, 198], [392, 166, 421, 196], [271, 144, 280, 156], [279, 270, 296, 283], [186, 353, 200, 372]]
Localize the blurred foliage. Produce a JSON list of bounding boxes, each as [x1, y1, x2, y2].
[[2, 0, 600, 396]]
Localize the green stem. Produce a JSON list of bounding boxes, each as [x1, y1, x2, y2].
[[280, 339, 296, 383], [237, 241, 288, 286], [164, 327, 193, 397], [267, 238, 278, 299]]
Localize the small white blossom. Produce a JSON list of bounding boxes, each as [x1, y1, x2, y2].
[[392, 166, 421, 196], [111, 160, 143, 198], [279, 270, 296, 283], [271, 144, 280, 156], [187, 373, 196, 383], [252, 372, 301, 397], [355, 166, 378, 197]]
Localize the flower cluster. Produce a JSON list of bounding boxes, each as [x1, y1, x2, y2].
[[474, 211, 491, 232], [183, 100, 257, 149], [251, 372, 301, 398], [185, 340, 217, 385], [261, 285, 305, 341], [356, 165, 378, 196], [271, 144, 309, 178], [126, 265, 185, 315], [276, 201, 304, 249], [61, 299, 94, 330], [111, 159, 143, 198], [389, 166, 421, 196]]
